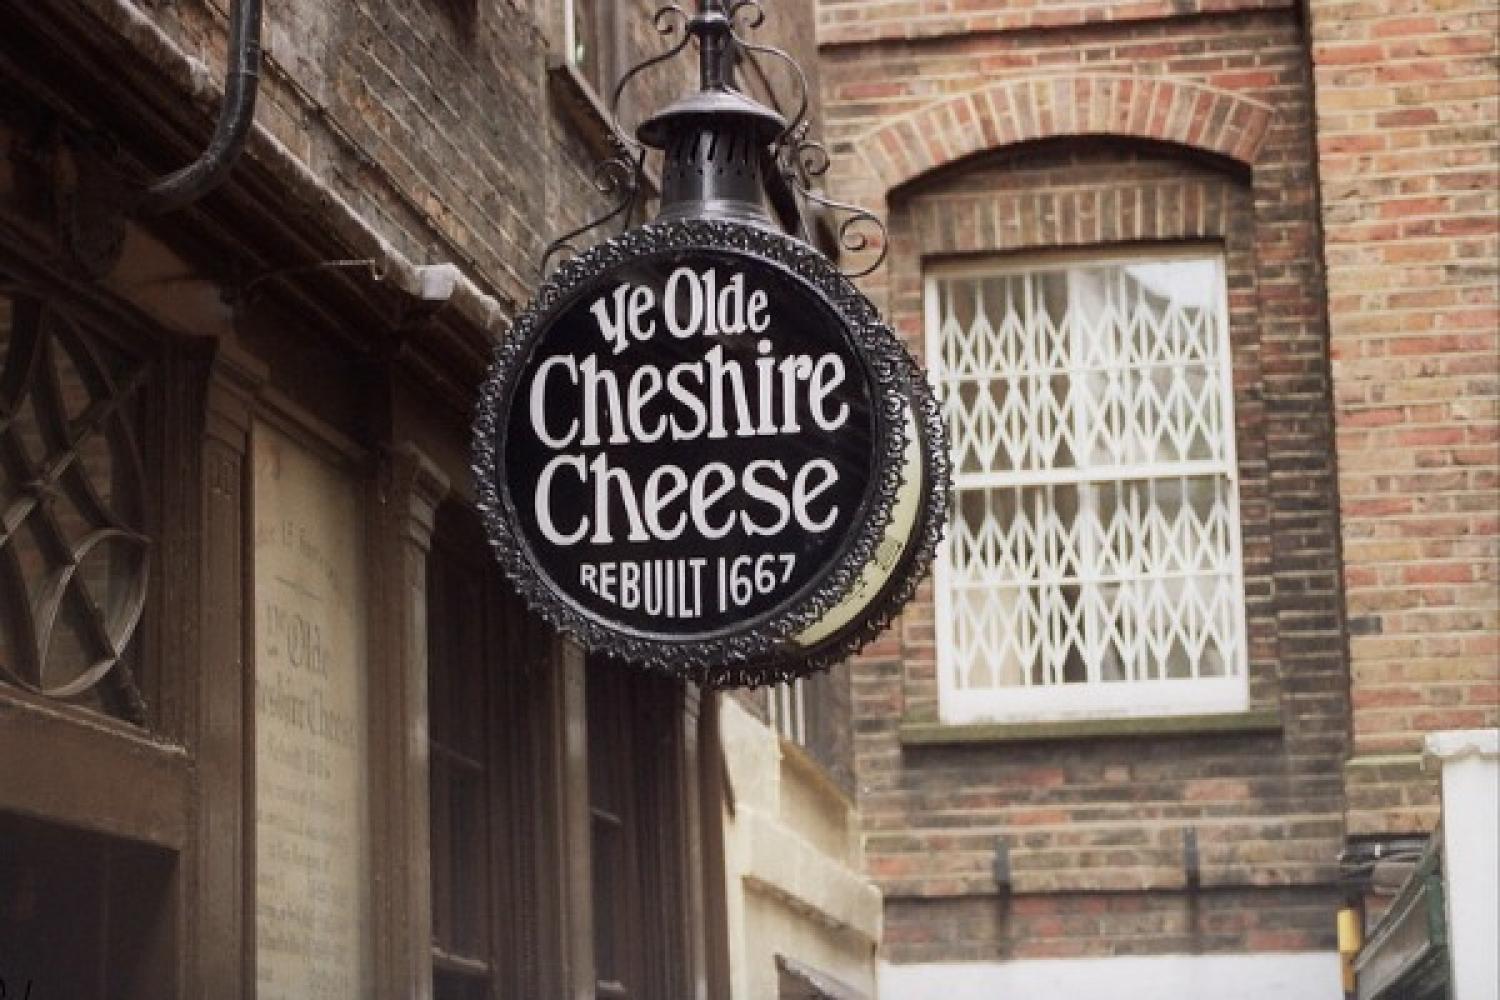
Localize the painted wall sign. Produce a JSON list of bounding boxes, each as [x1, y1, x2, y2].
[[475, 219, 948, 685]]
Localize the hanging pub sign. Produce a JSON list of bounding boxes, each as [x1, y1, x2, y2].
[[472, 1, 949, 686], [474, 222, 947, 685]]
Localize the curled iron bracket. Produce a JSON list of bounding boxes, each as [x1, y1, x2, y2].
[[790, 185, 889, 279], [725, 7, 888, 278], [778, 125, 890, 278], [538, 149, 646, 276], [536, 3, 688, 274], [607, 4, 695, 159], [724, 5, 809, 154]]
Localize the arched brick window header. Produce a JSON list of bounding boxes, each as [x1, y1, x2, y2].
[[857, 75, 1275, 196]]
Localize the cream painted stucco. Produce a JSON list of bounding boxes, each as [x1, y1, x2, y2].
[[719, 696, 882, 1000]]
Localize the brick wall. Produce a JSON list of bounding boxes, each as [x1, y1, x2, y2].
[[136, 0, 822, 312], [818, 0, 1293, 45], [1306, 0, 1499, 836], [886, 886, 1337, 962], [148, 0, 554, 309], [820, 3, 1351, 962]]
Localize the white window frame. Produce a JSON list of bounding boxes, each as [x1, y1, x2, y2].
[[562, 0, 611, 94], [767, 678, 808, 746], [562, 0, 583, 70], [926, 247, 1250, 725]]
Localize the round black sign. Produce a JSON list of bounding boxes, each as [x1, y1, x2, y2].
[[474, 220, 944, 682]]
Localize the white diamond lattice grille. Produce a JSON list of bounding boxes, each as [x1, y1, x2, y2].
[[927, 254, 1248, 723]]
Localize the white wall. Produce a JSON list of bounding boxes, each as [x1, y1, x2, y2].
[[1426, 729, 1499, 1000], [880, 953, 1342, 1000]]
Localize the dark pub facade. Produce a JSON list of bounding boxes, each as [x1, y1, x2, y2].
[[0, 1, 887, 998]]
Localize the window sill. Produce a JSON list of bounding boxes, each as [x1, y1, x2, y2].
[[899, 707, 1283, 745], [0, 688, 192, 849], [778, 735, 856, 811]]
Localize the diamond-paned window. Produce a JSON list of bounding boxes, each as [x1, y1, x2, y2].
[[0, 288, 151, 725], [926, 251, 1248, 723]]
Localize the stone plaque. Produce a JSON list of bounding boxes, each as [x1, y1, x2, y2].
[[253, 423, 372, 1000]]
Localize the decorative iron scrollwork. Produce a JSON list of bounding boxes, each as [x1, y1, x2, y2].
[[539, 3, 698, 275], [535, 0, 891, 281], [0, 289, 151, 725], [724, 6, 809, 153], [611, 4, 696, 148], [777, 125, 890, 278], [539, 150, 646, 276]]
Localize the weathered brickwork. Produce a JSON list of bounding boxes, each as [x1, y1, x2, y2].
[[135, 0, 819, 314], [818, 0, 1293, 46], [885, 885, 1340, 962], [821, 5, 1350, 962], [1306, 0, 1499, 836], [147, 0, 550, 309]]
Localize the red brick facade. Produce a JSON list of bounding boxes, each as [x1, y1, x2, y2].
[[818, 0, 1294, 45], [821, 1, 1355, 963], [1307, 0, 1499, 836]]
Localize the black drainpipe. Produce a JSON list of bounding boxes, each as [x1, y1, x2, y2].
[[139, 0, 263, 214]]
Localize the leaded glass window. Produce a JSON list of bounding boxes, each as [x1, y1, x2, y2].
[[926, 251, 1248, 723], [0, 288, 151, 725]]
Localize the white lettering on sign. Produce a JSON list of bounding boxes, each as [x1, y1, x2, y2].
[[527, 345, 848, 450], [528, 267, 852, 550], [574, 553, 800, 619], [591, 281, 657, 354], [520, 263, 864, 625], [533, 453, 841, 547]]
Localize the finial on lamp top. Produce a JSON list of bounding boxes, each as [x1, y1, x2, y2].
[[633, 0, 785, 226]]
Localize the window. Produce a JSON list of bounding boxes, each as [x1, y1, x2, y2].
[[0, 276, 174, 1000], [428, 506, 553, 1000], [927, 250, 1248, 724], [587, 663, 691, 1000], [0, 287, 153, 726], [768, 678, 808, 746], [428, 524, 493, 1000], [767, 672, 855, 793], [565, 0, 613, 95], [0, 812, 175, 998]]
